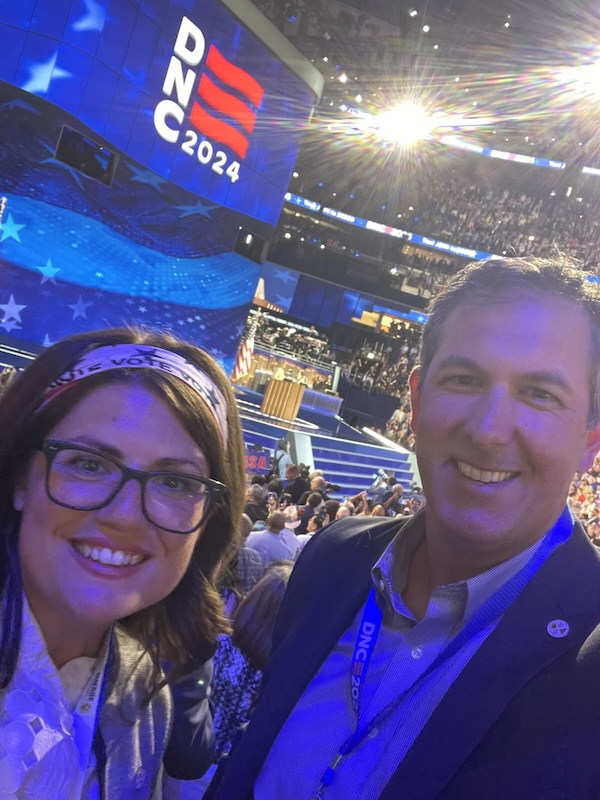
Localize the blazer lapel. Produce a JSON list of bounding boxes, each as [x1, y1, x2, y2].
[[380, 524, 600, 800]]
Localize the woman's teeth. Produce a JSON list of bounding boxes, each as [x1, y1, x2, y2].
[[73, 542, 145, 566]]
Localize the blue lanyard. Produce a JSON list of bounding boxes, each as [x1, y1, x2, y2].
[[313, 507, 573, 799]]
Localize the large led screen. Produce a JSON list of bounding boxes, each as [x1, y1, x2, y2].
[[0, 0, 319, 227], [0, 86, 262, 372]]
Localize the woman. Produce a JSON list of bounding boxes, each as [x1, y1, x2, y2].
[[0, 326, 245, 798], [212, 562, 293, 761]]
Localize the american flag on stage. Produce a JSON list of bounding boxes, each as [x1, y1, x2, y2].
[[231, 311, 259, 382]]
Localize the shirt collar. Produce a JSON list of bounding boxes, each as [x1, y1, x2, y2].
[[372, 510, 566, 624]]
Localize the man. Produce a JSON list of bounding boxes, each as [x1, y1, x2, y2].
[[243, 483, 268, 524], [295, 491, 326, 535], [381, 481, 405, 517], [245, 511, 296, 566], [284, 463, 310, 504], [297, 475, 329, 507], [272, 438, 293, 481], [213, 257, 600, 799]]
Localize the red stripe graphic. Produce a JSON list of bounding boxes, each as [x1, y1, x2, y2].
[[190, 102, 249, 158], [198, 74, 257, 134], [206, 45, 264, 107]]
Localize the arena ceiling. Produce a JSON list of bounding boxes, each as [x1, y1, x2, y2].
[[256, 0, 600, 172]]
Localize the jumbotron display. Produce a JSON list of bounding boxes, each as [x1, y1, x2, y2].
[[0, 0, 322, 369]]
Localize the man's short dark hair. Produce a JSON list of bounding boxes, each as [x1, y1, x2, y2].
[[307, 492, 324, 508], [418, 256, 600, 427]]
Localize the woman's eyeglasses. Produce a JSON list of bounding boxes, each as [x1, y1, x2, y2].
[[39, 440, 226, 534]]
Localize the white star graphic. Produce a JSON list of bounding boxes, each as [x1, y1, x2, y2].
[[0, 319, 21, 333], [127, 164, 168, 192], [138, 306, 147, 313], [68, 296, 92, 319], [21, 52, 72, 95], [37, 258, 61, 284], [0, 214, 26, 243], [42, 334, 56, 347], [72, 0, 107, 32], [0, 295, 27, 323]]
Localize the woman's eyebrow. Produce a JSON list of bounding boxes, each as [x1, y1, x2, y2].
[[58, 437, 206, 471]]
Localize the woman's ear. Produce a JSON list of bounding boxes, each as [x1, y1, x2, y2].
[[13, 462, 32, 512], [13, 485, 26, 512]]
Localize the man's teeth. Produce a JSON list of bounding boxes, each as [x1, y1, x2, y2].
[[457, 461, 514, 484], [74, 543, 145, 566]]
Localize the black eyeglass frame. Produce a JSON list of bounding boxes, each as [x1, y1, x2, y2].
[[40, 439, 226, 535]]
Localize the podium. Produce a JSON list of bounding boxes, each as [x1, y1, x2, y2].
[[261, 379, 305, 421]]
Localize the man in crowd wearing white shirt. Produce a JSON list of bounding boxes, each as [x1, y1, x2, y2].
[[245, 512, 296, 566]]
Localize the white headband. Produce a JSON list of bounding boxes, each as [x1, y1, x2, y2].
[[40, 344, 229, 445]]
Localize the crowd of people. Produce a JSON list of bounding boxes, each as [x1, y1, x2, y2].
[[274, 164, 600, 308], [254, 317, 335, 366]]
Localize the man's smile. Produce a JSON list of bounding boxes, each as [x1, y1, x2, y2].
[[456, 460, 518, 484]]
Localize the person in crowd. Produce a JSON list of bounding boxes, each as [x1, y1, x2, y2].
[[279, 492, 294, 509], [0, 326, 245, 796], [284, 464, 309, 504], [324, 499, 340, 520], [295, 491, 326, 534], [212, 256, 600, 799], [382, 482, 406, 516], [297, 475, 328, 506], [245, 511, 295, 565], [243, 483, 268, 524], [219, 515, 264, 616], [272, 439, 293, 481], [211, 563, 294, 763], [176, 563, 294, 800], [295, 510, 330, 555]]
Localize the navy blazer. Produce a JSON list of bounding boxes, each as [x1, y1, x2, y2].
[[213, 513, 600, 800]]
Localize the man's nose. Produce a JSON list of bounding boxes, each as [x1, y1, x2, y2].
[[464, 386, 514, 447]]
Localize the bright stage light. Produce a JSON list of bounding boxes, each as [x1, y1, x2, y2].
[[557, 58, 600, 100], [371, 102, 434, 145]]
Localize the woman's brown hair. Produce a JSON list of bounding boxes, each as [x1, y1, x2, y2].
[[0, 327, 245, 688], [231, 562, 293, 671]]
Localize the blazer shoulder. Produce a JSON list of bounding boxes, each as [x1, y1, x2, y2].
[[296, 513, 412, 566]]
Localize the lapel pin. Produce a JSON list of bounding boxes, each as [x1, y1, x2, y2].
[[547, 619, 570, 638]]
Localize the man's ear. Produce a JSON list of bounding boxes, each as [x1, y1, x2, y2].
[[578, 423, 600, 474], [408, 367, 421, 432]]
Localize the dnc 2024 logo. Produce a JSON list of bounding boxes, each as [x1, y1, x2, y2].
[[153, 16, 265, 184]]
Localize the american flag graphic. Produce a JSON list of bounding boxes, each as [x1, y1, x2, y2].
[[231, 311, 259, 382], [191, 45, 265, 159]]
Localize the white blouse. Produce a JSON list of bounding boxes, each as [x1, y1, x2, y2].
[[0, 596, 106, 799]]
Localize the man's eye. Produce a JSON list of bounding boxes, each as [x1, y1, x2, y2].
[[444, 374, 476, 387], [528, 387, 556, 402]]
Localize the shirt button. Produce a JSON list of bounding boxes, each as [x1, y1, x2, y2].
[[378, 579, 385, 591], [411, 647, 423, 659], [368, 728, 379, 739]]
